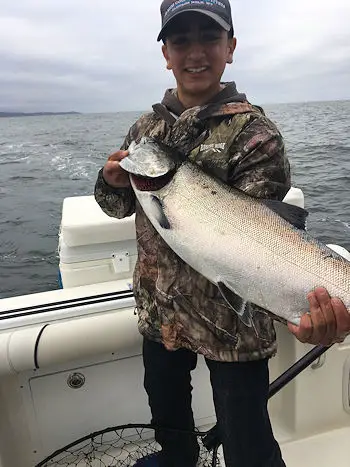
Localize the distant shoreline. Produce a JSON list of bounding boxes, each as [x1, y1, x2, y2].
[[0, 111, 81, 118]]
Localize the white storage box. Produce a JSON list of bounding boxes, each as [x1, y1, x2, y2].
[[58, 196, 137, 288]]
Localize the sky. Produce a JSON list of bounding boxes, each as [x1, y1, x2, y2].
[[0, 0, 349, 113]]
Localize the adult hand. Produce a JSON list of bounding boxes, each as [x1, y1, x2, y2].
[[102, 150, 130, 188], [288, 287, 350, 346]]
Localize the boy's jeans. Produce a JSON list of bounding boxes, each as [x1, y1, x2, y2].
[[143, 338, 286, 467]]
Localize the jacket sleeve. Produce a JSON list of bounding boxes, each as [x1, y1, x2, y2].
[[94, 168, 136, 219], [228, 114, 291, 200], [94, 112, 157, 218], [93, 119, 140, 219]]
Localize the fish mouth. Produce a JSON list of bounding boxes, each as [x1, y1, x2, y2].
[[131, 170, 175, 191], [120, 137, 181, 178]]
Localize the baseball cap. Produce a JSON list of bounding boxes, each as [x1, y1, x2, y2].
[[157, 0, 234, 42]]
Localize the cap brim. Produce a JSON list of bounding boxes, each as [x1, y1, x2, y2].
[[157, 9, 231, 42]]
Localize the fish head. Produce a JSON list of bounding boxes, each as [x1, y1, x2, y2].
[[119, 137, 183, 179]]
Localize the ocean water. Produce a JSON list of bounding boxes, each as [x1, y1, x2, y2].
[[0, 101, 349, 299]]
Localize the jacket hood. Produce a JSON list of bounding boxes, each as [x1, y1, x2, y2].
[[160, 82, 247, 116]]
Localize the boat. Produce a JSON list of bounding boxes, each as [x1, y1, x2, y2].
[[0, 188, 349, 466]]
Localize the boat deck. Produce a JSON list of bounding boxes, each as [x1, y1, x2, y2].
[[280, 425, 350, 467], [34, 424, 350, 466]]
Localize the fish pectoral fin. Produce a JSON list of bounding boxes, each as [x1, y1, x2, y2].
[[217, 280, 253, 328], [150, 195, 171, 230], [263, 200, 308, 231]]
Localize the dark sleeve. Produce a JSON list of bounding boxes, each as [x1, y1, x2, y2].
[[94, 168, 136, 219], [228, 115, 291, 201], [93, 115, 149, 219]]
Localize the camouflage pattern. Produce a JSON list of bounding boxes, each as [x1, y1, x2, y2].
[[95, 99, 291, 362]]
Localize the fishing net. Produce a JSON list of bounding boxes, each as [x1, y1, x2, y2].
[[35, 424, 221, 467]]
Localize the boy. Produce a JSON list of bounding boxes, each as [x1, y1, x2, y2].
[[95, 1, 350, 465]]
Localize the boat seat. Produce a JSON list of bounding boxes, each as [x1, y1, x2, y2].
[[60, 195, 136, 247]]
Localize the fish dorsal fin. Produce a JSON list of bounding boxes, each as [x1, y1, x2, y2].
[[262, 200, 308, 231], [150, 195, 171, 230], [217, 280, 253, 328]]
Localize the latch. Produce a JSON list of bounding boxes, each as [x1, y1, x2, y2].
[[112, 251, 130, 274], [67, 372, 85, 389]]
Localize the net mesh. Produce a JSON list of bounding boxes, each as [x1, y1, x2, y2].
[[36, 424, 220, 467]]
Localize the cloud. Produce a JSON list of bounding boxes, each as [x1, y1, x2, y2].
[[0, 0, 349, 112]]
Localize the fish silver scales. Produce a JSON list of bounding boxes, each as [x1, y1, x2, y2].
[[121, 139, 350, 326]]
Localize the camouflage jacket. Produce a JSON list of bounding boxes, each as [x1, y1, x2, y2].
[[95, 85, 291, 362]]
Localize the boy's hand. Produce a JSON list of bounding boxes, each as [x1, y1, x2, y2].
[[103, 150, 130, 188], [288, 287, 350, 346]]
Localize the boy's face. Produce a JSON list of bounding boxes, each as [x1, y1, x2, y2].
[[162, 12, 236, 106]]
